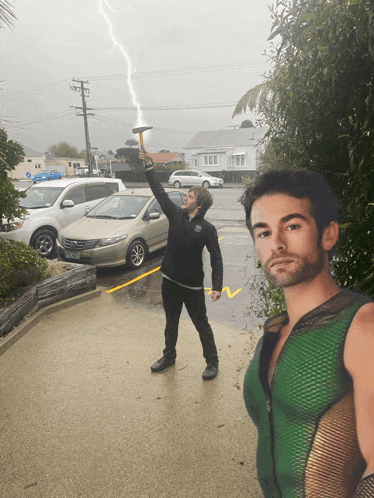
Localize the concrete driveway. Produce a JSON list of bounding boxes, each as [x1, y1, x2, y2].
[[0, 288, 262, 497]]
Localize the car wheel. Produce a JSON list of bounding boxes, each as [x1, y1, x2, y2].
[[30, 228, 57, 258], [174, 181, 181, 188], [202, 181, 210, 189], [47, 177, 52, 181], [127, 240, 146, 269]]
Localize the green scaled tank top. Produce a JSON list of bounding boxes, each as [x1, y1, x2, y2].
[[243, 289, 372, 498]]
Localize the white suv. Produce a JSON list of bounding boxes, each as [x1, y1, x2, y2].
[[0, 178, 125, 258], [168, 170, 224, 189]]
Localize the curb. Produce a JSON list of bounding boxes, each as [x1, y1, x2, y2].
[[0, 288, 101, 357]]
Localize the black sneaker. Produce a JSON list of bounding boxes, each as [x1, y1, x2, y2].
[[202, 362, 218, 380], [151, 356, 175, 373]]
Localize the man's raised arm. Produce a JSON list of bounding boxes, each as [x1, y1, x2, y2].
[[139, 149, 176, 218]]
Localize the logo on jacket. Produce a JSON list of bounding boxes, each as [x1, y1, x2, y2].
[[194, 225, 202, 232]]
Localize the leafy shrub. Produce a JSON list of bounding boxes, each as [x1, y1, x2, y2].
[[244, 258, 286, 319], [0, 239, 48, 300]]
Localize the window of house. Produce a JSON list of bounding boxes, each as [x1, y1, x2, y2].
[[231, 154, 246, 167], [69, 162, 72, 167], [203, 155, 218, 166], [27, 159, 32, 162]]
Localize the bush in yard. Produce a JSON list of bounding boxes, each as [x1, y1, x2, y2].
[[0, 239, 48, 300]]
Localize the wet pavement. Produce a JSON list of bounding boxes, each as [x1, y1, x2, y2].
[[0, 285, 263, 498], [1, 181, 264, 497]]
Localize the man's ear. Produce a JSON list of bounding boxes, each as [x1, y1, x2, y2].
[[322, 221, 339, 251]]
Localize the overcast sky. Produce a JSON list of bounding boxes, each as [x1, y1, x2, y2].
[[1, 0, 274, 154]]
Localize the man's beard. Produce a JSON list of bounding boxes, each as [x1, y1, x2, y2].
[[263, 247, 325, 288]]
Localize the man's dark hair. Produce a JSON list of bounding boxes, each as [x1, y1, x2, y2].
[[189, 186, 213, 216], [241, 168, 340, 240]]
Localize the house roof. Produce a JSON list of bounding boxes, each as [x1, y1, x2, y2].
[[22, 145, 44, 157], [184, 127, 268, 149], [150, 152, 183, 164]]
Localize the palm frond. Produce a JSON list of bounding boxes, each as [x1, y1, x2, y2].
[[0, 0, 16, 29], [232, 81, 273, 118]]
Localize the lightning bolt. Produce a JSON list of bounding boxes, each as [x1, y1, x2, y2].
[[97, 0, 145, 128]]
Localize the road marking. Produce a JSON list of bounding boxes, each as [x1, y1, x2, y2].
[[218, 236, 226, 241], [106, 266, 161, 293], [205, 286, 242, 298]]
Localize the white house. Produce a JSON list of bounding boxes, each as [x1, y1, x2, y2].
[[183, 127, 268, 178]]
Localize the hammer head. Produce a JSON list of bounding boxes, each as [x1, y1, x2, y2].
[[132, 126, 153, 134]]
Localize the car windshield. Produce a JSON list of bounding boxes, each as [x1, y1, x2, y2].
[[19, 186, 65, 208], [86, 194, 150, 220], [201, 171, 213, 177]]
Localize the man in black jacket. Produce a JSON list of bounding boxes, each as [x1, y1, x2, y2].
[[140, 149, 223, 380]]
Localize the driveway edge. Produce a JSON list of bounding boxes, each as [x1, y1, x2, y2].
[[0, 288, 101, 357]]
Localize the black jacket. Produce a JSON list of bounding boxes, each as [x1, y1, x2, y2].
[[145, 168, 223, 291]]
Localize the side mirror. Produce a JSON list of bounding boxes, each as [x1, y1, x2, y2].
[[61, 199, 74, 208], [148, 212, 160, 220]]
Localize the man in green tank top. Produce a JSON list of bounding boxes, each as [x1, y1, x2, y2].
[[241, 168, 374, 497]]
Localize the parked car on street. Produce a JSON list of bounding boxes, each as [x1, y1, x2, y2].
[[56, 188, 187, 269], [168, 170, 224, 189], [0, 178, 125, 258], [75, 167, 101, 177], [32, 169, 62, 183]]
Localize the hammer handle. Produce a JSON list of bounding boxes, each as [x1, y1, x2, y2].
[[139, 133, 146, 169]]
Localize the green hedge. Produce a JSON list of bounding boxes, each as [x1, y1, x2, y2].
[[0, 239, 48, 300]]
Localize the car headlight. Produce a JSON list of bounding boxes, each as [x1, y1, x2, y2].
[[0, 221, 24, 232], [95, 234, 128, 247]]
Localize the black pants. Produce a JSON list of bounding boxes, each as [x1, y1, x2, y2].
[[161, 278, 218, 364]]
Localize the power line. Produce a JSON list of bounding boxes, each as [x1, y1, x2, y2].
[[6, 110, 73, 127], [92, 102, 237, 111], [1, 61, 268, 100], [86, 61, 269, 82], [91, 113, 206, 134], [0, 79, 70, 100]]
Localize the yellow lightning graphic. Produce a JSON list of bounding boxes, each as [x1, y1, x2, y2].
[[97, 0, 145, 128]]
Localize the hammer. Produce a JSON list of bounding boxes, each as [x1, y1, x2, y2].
[[132, 126, 153, 169]]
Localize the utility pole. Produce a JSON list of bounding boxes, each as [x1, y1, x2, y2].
[[70, 79, 94, 176]]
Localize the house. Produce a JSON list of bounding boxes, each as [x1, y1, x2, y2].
[[183, 127, 268, 180], [149, 152, 185, 169], [44, 156, 85, 176], [8, 146, 85, 179], [7, 146, 44, 180]]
